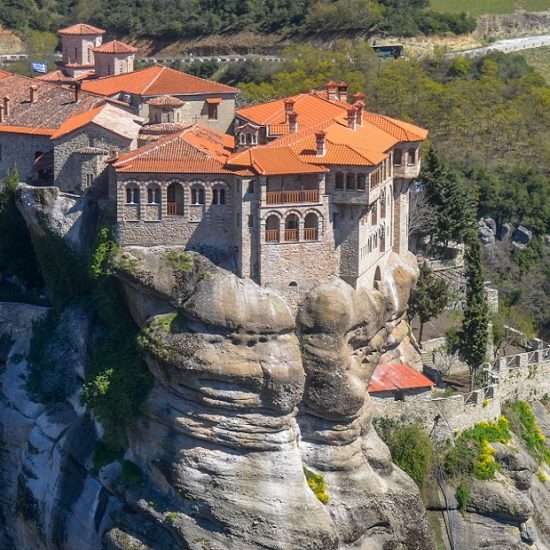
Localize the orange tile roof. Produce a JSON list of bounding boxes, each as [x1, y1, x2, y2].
[[368, 363, 434, 393], [36, 69, 92, 83], [113, 124, 237, 174], [147, 95, 185, 107], [82, 65, 238, 97], [237, 93, 349, 130], [364, 112, 428, 142], [58, 23, 105, 35], [92, 40, 137, 54], [228, 147, 327, 176], [0, 126, 56, 136]]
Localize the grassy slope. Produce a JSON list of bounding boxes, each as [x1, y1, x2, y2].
[[430, 0, 550, 17], [521, 45, 550, 82]]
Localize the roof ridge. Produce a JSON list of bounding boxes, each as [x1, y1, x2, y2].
[[141, 65, 165, 95]]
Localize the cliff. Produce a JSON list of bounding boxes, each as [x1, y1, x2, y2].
[[0, 184, 439, 549]]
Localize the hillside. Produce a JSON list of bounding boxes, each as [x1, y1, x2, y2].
[[432, 0, 550, 16]]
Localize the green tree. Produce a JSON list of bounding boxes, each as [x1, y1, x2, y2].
[[408, 262, 449, 344], [0, 167, 42, 287], [459, 229, 489, 390], [421, 146, 473, 250]]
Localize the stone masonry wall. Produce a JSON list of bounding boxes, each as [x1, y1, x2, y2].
[[54, 126, 133, 194], [0, 134, 53, 184]]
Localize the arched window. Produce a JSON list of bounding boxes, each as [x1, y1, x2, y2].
[[380, 226, 386, 252], [357, 173, 366, 190], [346, 173, 355, 191], [239, 133, 246, 145], [167, 182, 184, 215], [371, 202, 378, 225], [87, 47, 92, 64], [147, 185, 161, 204], [368, 237, 372, 254], [265, 215, 280, 242], [289, 281, 298, 288], [191, 186, 205, 205], [212, 187, 226, 205], [285, 214, 299, 241], [335, 172, 344, 190], [408, 148, 416, 165], [126, 185, 140, 204], [394, 149, 402, 165], [380, 189, 386, 218], [304, 212, 319, 241]]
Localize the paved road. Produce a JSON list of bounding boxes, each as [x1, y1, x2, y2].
[[2, 34, 549, 65], [446, 34, 550, 58]]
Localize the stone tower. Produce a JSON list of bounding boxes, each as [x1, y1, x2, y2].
[[92, 40, 138, 78], [58, 23, 105, 78]]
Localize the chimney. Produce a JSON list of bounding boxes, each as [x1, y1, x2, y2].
[[347, 108, 356, 130], [74, 81, 81, 103], [338, 81, 348, 102], [3, 96, 10, 118], [315, 130, 326, 157], [354, 100, 364, 126], [0, 105, 4, 124], [110, 146, 119, 159], [288, 111, 298, 133], [353, 92, 366, 102], [30, 85, 38, 103], [326, 81, 338, 102]]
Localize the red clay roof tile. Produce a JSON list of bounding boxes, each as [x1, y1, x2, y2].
[[82, 65, 238, 97], [92, 40, 137, 54], [368, 364, 434, 393], [58, 23, 105, 35]]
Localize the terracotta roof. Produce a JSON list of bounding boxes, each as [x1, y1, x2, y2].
[[82, 65, 238, 97], [364, 112, 427, 143], [58, 23, 105, 35], [228, 146, 327, 176], [140, 122, 190, 134], [147, 95, 185, 107], [0, 69, 110, 133], [35, 70, 92, 83], [92, 40, 137, 54], [237, 93, 348, 131], [368, 364, 434, 393], [51, 103, 143, 140], [113, 124, 237, 174]]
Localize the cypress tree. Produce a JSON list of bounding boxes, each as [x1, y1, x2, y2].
[[459, 228, 489, 390], [421, 145, 473, 248]]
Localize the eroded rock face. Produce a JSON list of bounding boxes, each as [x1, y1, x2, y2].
[[9, 186, 434, 549], [108, 245, 434, 549]]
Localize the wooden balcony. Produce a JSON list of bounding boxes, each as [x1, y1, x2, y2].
[[266, 189, 319, 205], [265, 229, 280, 242], [303, 227, 318, 241], [284, 228, 298, 241]]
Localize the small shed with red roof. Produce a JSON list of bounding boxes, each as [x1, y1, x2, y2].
[[368, 363, 434, 401]]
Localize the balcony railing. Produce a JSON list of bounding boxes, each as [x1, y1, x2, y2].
[[266, 189, 319, 205], [303, 227, 318, 241], [265, 229, 280, 242], [284, 228, 298, 241]]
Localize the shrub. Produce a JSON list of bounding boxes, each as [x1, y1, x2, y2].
[[444, 417, 511, 480], [121, 459, 145, 488], [93, 441, 123, 471], [503, 401, 550, 465], [374, 418, 435, 489], [456, 482, 470, 510], [304, 468, 329, 504], [165, 250, 193, 272]]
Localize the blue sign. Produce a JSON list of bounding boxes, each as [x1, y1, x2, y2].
[[31, 62, 47, 74]]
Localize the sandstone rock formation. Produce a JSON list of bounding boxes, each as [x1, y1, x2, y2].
[[1, 184, 439, 549]]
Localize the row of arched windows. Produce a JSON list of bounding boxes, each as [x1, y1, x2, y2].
[[265, 212, 320, 243], [359, 225, 387, 260], [124, 181, 227, 214]]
